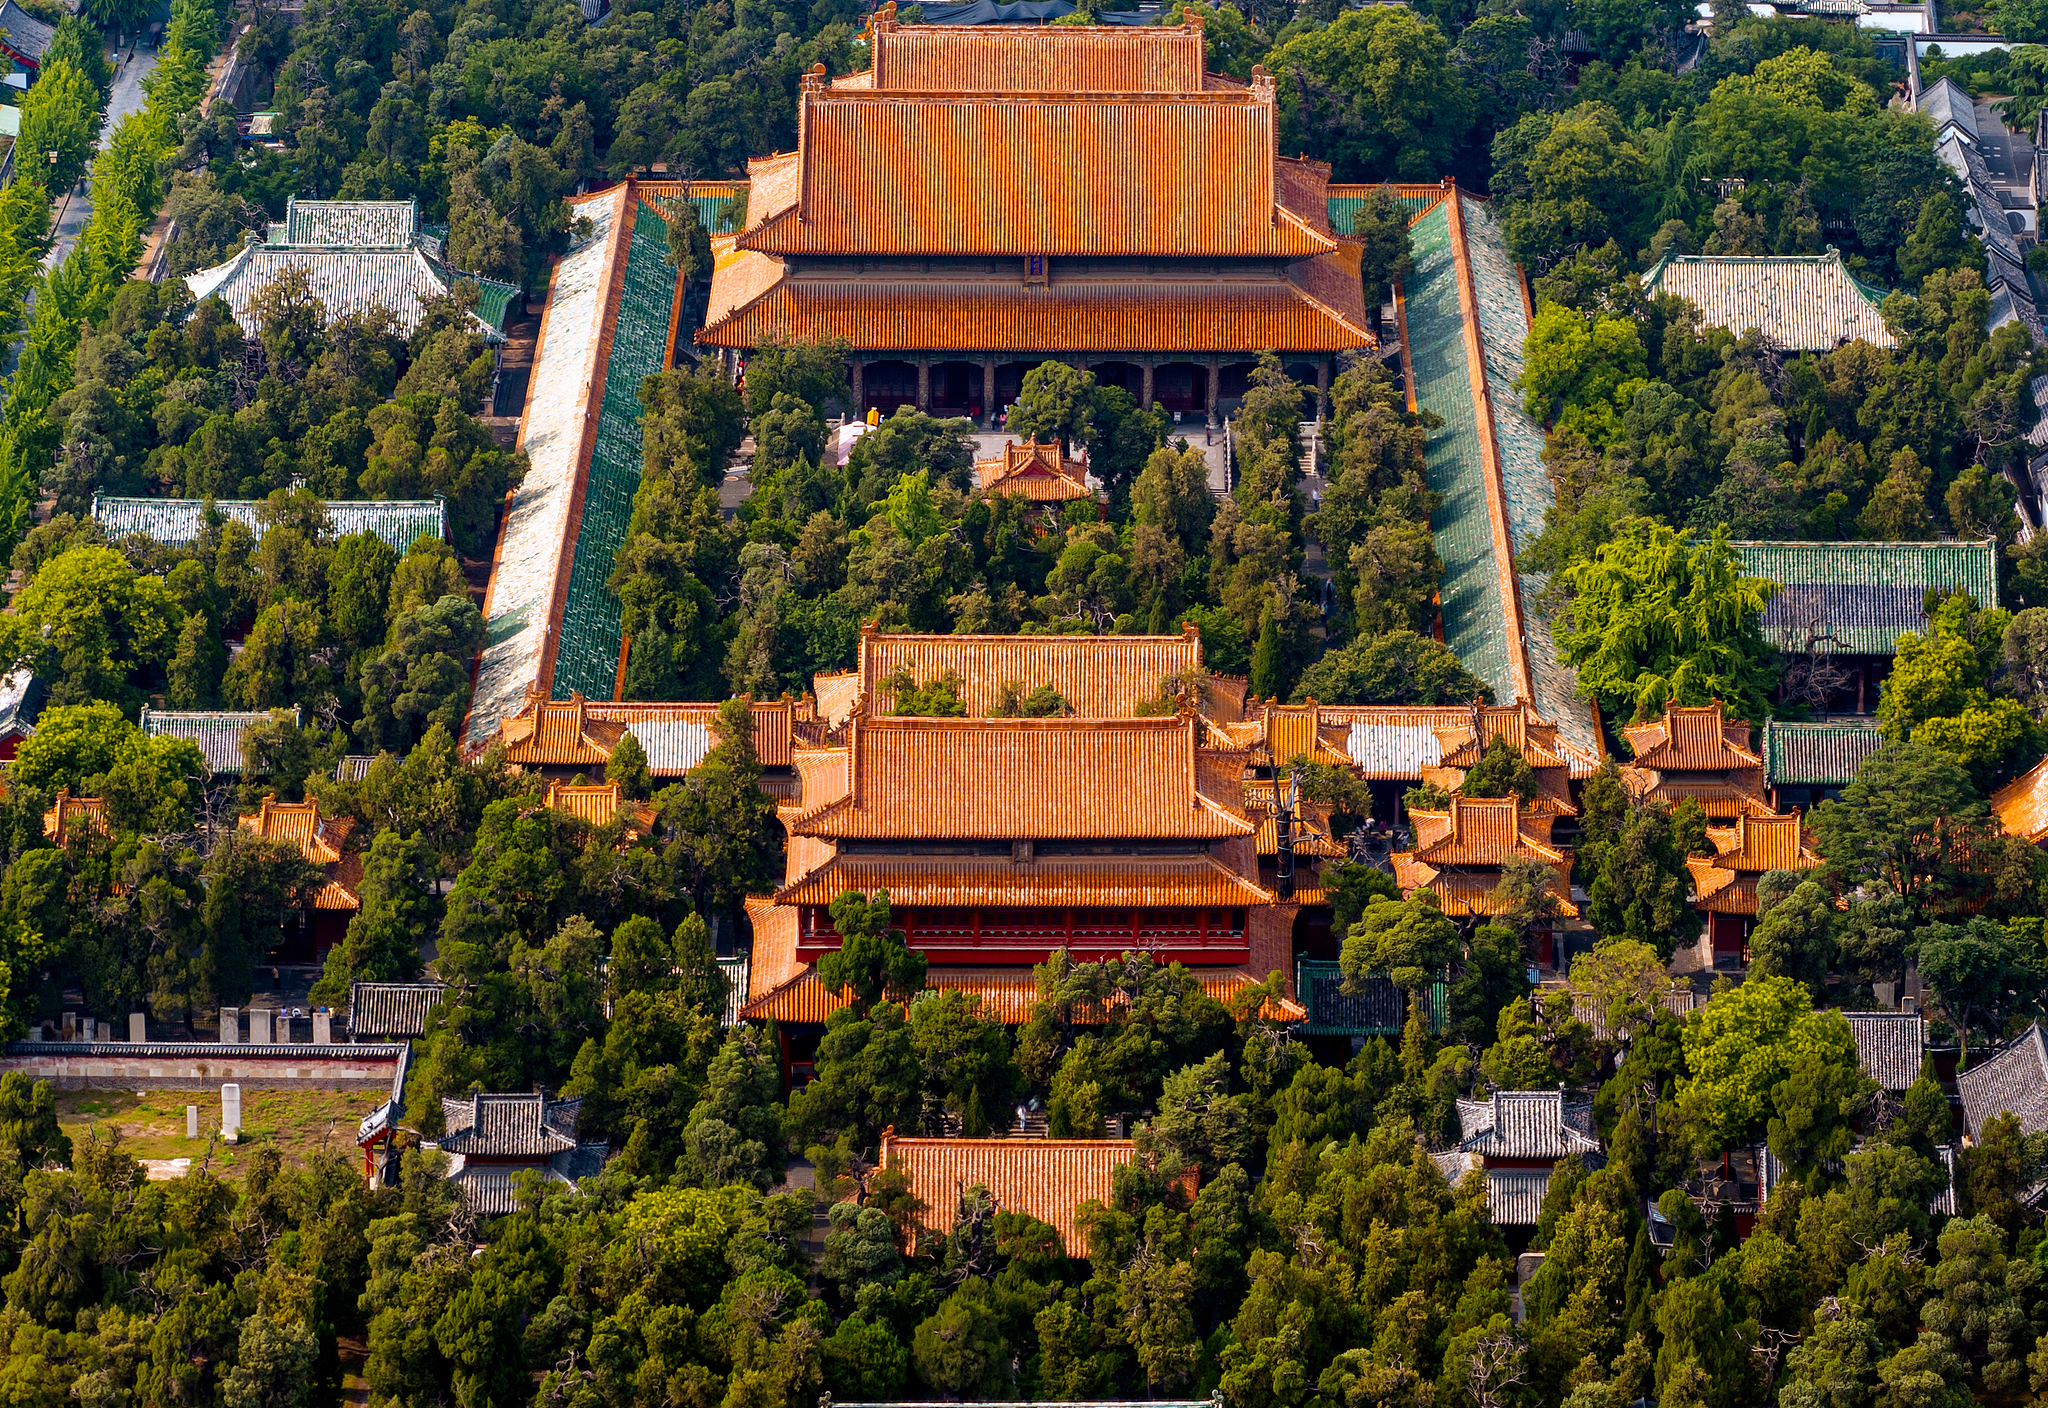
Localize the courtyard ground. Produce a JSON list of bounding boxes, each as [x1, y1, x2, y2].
[[56, 1086, 383, 1179]]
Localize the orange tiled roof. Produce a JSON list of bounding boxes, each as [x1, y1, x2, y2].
[[739, 961, 1302, 1026], [975, 440, 1094, 502], [542, 780, 655, 833], [826, 624, 1207, 723], [737, 73, 1332, 260], [790, 715, 1251, 841], [1993, 757, 2048, 845], [42, 789, 107, 848], [1622, 703, 1762, 772], [775, 852, 1271, 907], [1429, 701, 1584, 817], [238, 797, 362, 911], [861, 11, 1209, 92], [879, 1131, 1134, 1255], [1247, 703, 1353, 768], [699, 256, 1374, 353], [1392, 795, 1577, 919], [1686, 812, 1820, 914]]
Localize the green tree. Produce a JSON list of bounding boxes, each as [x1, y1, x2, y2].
[[1268, 7, 1474, 180], [1558, 520, 1779, 723], [0, 546, 184, 714], [1916, 917, 2042, 1065], [1749, 877, 1838, 993], [818, 890, 927, 1010], [1341, 893, 1458, 992], [1812, 742, 1993, 921], [1678, 976, 1861, 1155], [1291, 630, 1491, 705]]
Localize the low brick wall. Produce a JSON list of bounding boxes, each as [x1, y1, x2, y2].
[[0, 1042, 405, 1091]]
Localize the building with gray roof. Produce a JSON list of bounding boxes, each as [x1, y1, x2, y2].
[[1845, 1010, 1926, 1093], [347, 981, 447, 1040], [0, 1, 54, 76], [1958, 1023, 2048, 1142], [437, 1090, 608, 1215]]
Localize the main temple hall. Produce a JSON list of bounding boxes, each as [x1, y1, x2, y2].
[[697, 8, 1377, 424]]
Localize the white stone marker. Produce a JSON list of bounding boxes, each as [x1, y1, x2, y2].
[[312, 1011, 331, 1045], [219, 1007, 239, 1044], [249, 1009, 271, 1045], [129, 1012, 145, 1043], [221, 1084, 241, 1141], [186, 1106, 199, 1139]]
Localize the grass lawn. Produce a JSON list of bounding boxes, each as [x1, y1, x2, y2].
[[57, 1087, 382, 1178]]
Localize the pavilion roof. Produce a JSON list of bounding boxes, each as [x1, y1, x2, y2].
[[1686, 812, 1819, 913], [975, 440, 1094, 501], [1994, 756, 2048, 845], [775, 852, 1271, 908], [238, 797, 362, 910], [42, 790, 106, 849], [700, 254, 1374, 353], [788, 715, 1252, 841], [1623, 703, 1760, 771], [487, 692, 796, 771], [1392, 795, 1577, 918]]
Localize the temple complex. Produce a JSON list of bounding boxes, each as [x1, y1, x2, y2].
[[698, 9, 1375, 424]]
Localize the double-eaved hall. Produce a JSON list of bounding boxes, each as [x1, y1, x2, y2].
[[699, 8, 1375, 423]]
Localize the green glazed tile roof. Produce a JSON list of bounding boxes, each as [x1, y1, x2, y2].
[[1295, 960, 1445, 1035], [548, 200, 677, 702], [93, 495, 445, 554], [1405, 199, 1515, 704], [1762, 718, 1885, 787], [1734, 539, 1999, 655], [1455, 195, 1601, 767], [1328, 189, 1441, 234], [688, 193, 745, 235]]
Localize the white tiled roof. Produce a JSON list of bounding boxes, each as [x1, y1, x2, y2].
[[275, 197, 417, 249], [185, 243, 507, 341], [1344, 722, 1444, 778], [467, 196, 619, 746], [1644, 250, 1895, 351], [94, 495, 445, 554], [625, 719, 714, 775], [139, 707, 298, 773]]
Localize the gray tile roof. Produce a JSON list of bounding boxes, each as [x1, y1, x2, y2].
[[448, 1143, 610, 1214], [1918, 77, 1978, 142], [1762, 719, 1883, 787], [274, 197, 417, 249], [1643, 250, 1895, 351], [1435, 1154, 1556, 1226], [1958, 1022, 2048, 1140], [0, 1, 54, 64], [0, 668, 43, 742], [334, 755, 379, 782], [1846, 1011, 1926, 1092], [1457, 1089, 1601, 1159], [1934, 1144, 1958, 1217], [1734, 540, 2000, 656], [348, 981, 446, 1039], [1485, 1168, 1552, 1225], [94, 494, 446, 554], [139, 706, 298, 774], [440, 1091, 582, 1157], [185, 243, 515, 342]]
